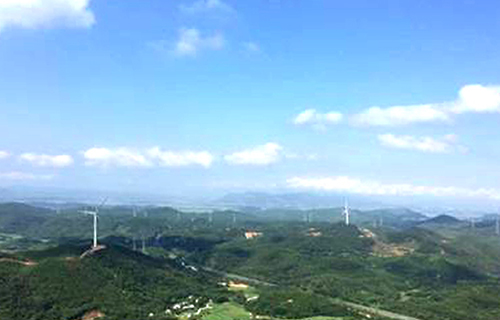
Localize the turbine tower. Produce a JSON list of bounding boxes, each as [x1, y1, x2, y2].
[[343, 199, 350, 226], [79, 198, 107, 249]]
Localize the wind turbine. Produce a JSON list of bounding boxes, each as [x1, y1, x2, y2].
[[79, 198, 107, 249], [342, 199, 350, 226]]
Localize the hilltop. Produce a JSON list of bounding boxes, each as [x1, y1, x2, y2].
[[420, 214, 462, 225]]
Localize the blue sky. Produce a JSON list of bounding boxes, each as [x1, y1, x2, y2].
[[1, 0, 500, 205]]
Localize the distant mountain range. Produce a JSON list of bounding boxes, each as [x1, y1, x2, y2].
[[214, 191, 386, 210], [420, 214, 462, 225], [0, 186, 497, 217]]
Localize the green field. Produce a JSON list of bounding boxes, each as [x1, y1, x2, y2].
[[201, 303, 349, 320], [202, 302, 252, 320]]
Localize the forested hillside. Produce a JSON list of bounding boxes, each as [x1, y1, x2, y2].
[[2, 202, 500, 320]]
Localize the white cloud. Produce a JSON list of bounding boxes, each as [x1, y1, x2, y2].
[[179, 0, 233, 14], [173, 27, 225, 57], [293, 109, 343, 130], [225, 143, 283, 165], [352, 104, 450, 127], [20, 153, 73, 167], [286, 176, 500, 200], [83, 148, 152, 167], [0, 151, 10, 159], [0, 171, 54, 181], [377, 134, 464, 153], [148, 147, 214, 168], [450, 84, 500, 114], [284, 152, 319, 161], [83, 147, 214, 168], [0, 0, 95, 33], [351, 84, 500, 127]]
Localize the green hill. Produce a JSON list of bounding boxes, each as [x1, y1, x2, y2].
[[420, 214, 462, 225], [0, 244, 229, 320], [0, 202, 54, 234]]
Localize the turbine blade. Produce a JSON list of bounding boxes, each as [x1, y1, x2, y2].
[[98, 197, 108, 209]]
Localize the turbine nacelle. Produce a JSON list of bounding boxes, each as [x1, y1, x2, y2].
[[80, 210, 97, 216]]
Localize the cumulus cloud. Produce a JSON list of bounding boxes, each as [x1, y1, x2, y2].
[[0, 171, 54, 181], [293, 109, 343, 130], [225, 143, 283, 165], [378, 134, 464, 153], [0, 0, 95, 32], [179, 0, 234, 14], [450, 84, 500, 114], [83, 148, 152, 167], [83, 147, 214, 168], [0, 151, 10, 159], [148, 147, 214, 168], [173, 27, 225, 57], [351, 104, 450, 127], [20, 153, 73, 167], [351, 84, 500, 127], [286, 176, 500, 200]]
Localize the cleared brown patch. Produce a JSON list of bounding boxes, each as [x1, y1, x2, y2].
[[81, 310, 105, 320], [359, 228, 376, 238], [373, 241, 415, 257], [228, 281, 249, 289], [245, 231, 263, 239], [80, 245, 107, 259], [306, 228, 322, 237], [363, 228, 415, 258]]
